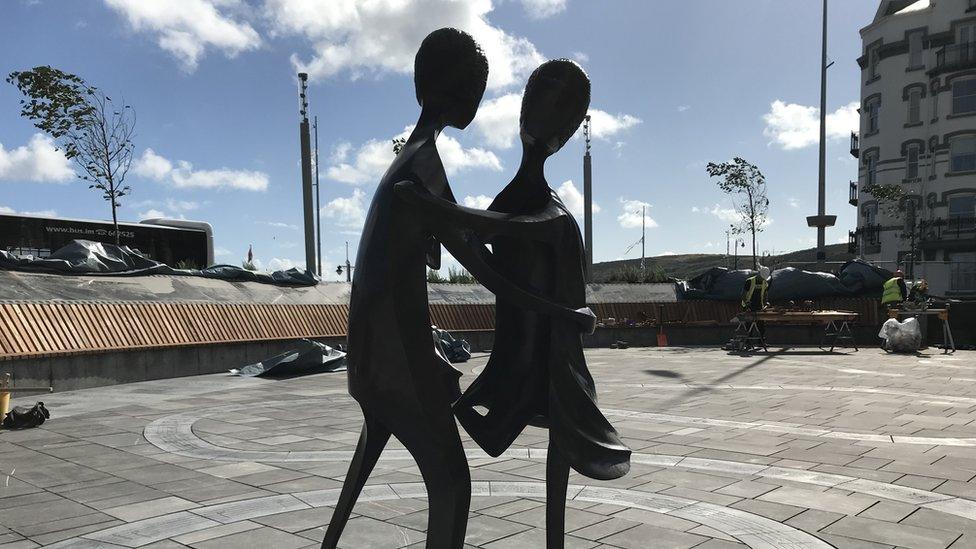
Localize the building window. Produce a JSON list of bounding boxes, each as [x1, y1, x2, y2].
[[952, 79, 976, 115], [908, 89, 921, 123], [868, 44, 880, 79], [949, 194, 975, 230], [866, 99, 880, 133], [932, 91, 940, 120], [906, 145, 920, 179], [951, 253, 976, 292], [909, 31, 923, 68], [865, 152, 878, 185], [864, 203, 878, 225], [951, 136, 976, 172]]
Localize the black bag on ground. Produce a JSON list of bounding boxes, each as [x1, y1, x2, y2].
[[2, 402, 50, 429]]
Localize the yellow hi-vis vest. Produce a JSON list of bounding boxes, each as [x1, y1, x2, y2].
[[741, 276, 768, 309], [882, 277, 903, 305]]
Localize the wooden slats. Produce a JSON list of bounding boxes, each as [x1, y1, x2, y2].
[[0, 301, 350, 361], [0, 297, 882, 361]]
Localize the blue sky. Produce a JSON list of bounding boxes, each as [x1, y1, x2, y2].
[[0, 0, 878, 277]]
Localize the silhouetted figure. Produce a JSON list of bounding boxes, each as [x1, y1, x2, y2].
[[396, 59, 631, 549], [322, 31, 594, 549]]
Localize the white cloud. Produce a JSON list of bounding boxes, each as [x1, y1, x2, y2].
[[321, 188, 366, 229], [165, 198, 200, 212], [133, 148, 269, 191], [472, 93, 522, 149], [787, 197, 800, 209], [0, 206, 57, 217], [520, 0, 567, 18], [266, 0, 544, 91], [617, 198, 657, 229], [571, 51, 589, 64], [327, 127, 501, 185], [677, 105, 691, 113], [258, 221, 299, 230], [762, 100, 860, 150], [584, 109, 642, 141], [214, 246, 232, 257], [104, 0, 261, 71], [132, 148, 173, 180], [138, 208, 167, 220], [691, 206, 701, 213], [706, 204, 743, 223], [463, 195, 494, 209], [266, 257, 304, 271], [0, 134, 74, 183], [659, 250, 677, 256], [556, 180, 599, 218], [474, 96, 642, 150]]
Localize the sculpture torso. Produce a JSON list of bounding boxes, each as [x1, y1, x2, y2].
[[347, 136, 461, 415]]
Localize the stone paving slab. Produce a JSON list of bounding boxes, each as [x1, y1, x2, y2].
[[2, 347, 976, 547]]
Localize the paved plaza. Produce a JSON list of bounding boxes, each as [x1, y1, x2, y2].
[[2, 347, 976, 548]]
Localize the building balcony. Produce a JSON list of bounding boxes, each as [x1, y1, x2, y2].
[[929, 43, 976, 77], [852, 224, 882, 255], [849, 181, 858, 206], [850, 132, 859, 159], [919, 216, 976, 250]]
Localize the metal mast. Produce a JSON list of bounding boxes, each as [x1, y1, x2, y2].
[[640, 205, 646, 271], [313, 116, 322, 277], [298, 73, 317, 275], [807, 0, 836, 264], [583, 115, 593, 280]]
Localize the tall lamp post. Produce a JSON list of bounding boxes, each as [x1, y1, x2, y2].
[[298, 73, 317, 276], [583, 114, 593, 281], [806, 0, 836, 265]]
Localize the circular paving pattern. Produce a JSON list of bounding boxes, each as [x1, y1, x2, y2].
[[56, 481, 833, 548]]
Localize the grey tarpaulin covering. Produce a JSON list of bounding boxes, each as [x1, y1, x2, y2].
[[230, 339, 347, 377], [677, 260, 891, 301], [433, 327, 471, 363], [0, 240, 317, 286]]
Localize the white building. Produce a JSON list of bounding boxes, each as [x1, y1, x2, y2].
[[852, 0, 976, 297]]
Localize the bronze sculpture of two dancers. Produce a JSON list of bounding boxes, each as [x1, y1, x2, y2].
[[322, 28, 631, 549]]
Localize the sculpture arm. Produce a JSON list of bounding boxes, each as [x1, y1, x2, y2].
[[394, 181, 562, 241], [433, 226, 595, 334]]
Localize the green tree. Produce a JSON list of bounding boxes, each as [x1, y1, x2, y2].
[[706, 158, 769, 270], [7, 66, 136, 245]]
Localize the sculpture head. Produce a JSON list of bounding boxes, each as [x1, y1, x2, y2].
[[520, 59, 591, 156], [415, 28, 489, 129]]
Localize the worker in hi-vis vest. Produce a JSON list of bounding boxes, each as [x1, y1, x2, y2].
[[881, 269, 908, 309], [741, 265, 771, 312]]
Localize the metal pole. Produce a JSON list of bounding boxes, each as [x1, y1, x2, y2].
[[345, 241, 351, 283], [583, 115, 593, 281], [298, 73, 317, 275], [314, 116, 322, 277], [816, 0, 828, 262], [640, 205, 646, 271]]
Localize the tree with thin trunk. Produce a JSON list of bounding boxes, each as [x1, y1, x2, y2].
[[7, 66, 136, 245], [706, 157, 769, 270]]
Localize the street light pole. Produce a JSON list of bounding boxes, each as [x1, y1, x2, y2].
[[807, 0, 836, 265], [640, 205, 646, 271], [314, 116, 322, 277], [298, 73, 317, 275]]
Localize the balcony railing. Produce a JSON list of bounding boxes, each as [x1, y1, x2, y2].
[[850, 132, 859, 159], [851, 224, 882, 254], [919, 216, 976, 241], [930, 42, 976, 76], [847, 231, 857, 254], [849, 181, 858, 206]]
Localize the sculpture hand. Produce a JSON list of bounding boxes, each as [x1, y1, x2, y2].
[[575, 307, 597, 335]]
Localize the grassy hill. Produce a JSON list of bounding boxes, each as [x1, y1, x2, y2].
[[592, 243, 854, 282]]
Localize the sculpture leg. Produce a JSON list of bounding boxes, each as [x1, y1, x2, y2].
[[321, 411, 392, 549], [546, 437, 570, 549], [398, 417, 471, 549]]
